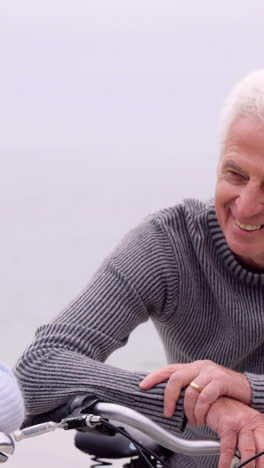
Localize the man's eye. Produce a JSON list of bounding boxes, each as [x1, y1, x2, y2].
[[226, 170, 247, 181], [227, 170, 242, 177]]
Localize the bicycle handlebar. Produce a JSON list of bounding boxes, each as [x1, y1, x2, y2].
[[0, 396, 240, 466], [93, 402, 220, 456]]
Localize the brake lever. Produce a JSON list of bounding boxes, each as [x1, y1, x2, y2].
[[13, 414, 103, 442], [0, 453, 8, 464], [0, 433, 15, 463]]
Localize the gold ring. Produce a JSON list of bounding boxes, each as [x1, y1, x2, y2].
[[189, 381, 203, 393]]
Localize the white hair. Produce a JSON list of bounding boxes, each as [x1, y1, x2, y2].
[[220, 70, 264, 148]]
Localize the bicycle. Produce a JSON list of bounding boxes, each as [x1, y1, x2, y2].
[[0, 394, 258, 467]]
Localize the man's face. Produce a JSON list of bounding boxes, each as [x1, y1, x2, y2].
[[215, 115, 264, 270]]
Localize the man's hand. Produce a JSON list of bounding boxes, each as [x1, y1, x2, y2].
[[206, 397, 264, 468], [139, 360, 251, 425]]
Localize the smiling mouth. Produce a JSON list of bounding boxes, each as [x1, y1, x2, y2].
[[235, 220, 263, 231]]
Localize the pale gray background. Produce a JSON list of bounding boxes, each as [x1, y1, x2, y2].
[[0, 0, 263, 466]]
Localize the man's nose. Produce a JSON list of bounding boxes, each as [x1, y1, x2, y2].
[[235, 183, 264, 220]]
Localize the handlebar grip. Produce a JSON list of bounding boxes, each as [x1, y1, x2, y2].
[[22, 394, 100, 428]]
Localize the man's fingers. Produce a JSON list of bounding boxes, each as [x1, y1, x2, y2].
[[140, 363, 201, 419], [192, 381, 222, 426], [254, 427, 264, 468], [140, 362, 200, 390], [164, 369, 196, 417], [184, 383, 201, 426], [140, 360, 232, 424], [218, 430, 237, 468], [237, 429, 256, 468], [184, 377, 221, 426], [139, 366, 177, 389]]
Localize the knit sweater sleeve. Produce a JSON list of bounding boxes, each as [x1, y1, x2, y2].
[[0, 362, 25, 433], [244, 372, 264, 412], [15, 219, 185, 433]]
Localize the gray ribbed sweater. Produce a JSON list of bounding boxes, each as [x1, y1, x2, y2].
[[15, 199, 264, 467]]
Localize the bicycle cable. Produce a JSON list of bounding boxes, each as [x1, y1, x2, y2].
[[99, 418, 264, 468], [99, 418, 170, 468], [237, 450, 264, 467], [131, 442, 157, 468]]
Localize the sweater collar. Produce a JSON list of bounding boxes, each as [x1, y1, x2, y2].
[[207, 206, 264, 286]]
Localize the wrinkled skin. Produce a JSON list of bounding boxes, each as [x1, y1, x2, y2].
[[206, 397, 264, 468], [215, 115, 264, 270], [139, 360, 251, 425]]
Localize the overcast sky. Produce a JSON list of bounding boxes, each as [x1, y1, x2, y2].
[[1, 0, 263, 153]]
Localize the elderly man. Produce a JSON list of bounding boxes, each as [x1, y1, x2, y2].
[[16, 70, 264, 468]]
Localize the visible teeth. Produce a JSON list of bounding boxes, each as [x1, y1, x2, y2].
[[235, 220, 261, 231]]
